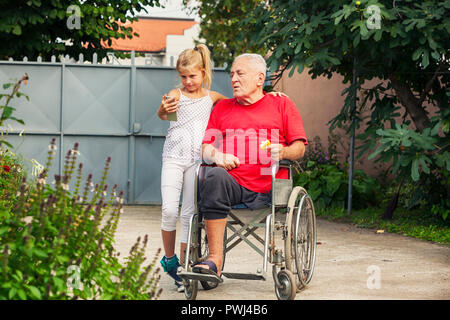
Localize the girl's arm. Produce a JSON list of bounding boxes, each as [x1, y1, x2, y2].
[[210, 91, 228, 105], [267, 91, 288, 97], [157, 89, 180, 120]]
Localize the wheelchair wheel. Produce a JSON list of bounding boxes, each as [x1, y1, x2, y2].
[[294, 192, 316, 286], [197, 221, 227, 290], [275, 269, 297, 300], [184, 276, 198, 300], [285, 186, 316, 291], [184, 215, 200, 300]]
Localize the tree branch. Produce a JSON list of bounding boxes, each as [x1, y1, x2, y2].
[[389, 74, 431, 131], [419, 65, 442, 104]]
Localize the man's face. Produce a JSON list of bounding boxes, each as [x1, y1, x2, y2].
[[230, 58, 264, 99]]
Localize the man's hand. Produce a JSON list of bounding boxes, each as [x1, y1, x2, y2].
[[214, 151, 240, 171], [266, 143, 286, 161]]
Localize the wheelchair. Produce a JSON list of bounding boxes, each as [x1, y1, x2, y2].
[[177, 160, 317, 300]]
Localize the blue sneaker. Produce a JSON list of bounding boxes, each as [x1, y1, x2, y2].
[[160, 255, 185, 292]]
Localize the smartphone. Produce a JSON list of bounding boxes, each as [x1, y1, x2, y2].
[[165, 95, 178, 121]]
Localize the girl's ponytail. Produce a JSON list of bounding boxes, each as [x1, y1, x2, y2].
[[195, 44, 212, 89], [176, 44, 213, 89]]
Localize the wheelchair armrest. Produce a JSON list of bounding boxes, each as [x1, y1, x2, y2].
[[202, 160, 292, 167], [279, 159, 293, 167], [200, 161, 217, 167]]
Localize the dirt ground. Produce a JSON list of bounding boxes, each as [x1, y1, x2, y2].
[[115, 205, 450, 300]]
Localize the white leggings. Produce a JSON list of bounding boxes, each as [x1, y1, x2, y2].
[[160, 158, 197, 244]]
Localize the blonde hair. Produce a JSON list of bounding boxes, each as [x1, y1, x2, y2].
[[176, 44, 212, 89]]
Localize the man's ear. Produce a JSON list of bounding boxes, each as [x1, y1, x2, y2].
[[257, 72, 266, 86]]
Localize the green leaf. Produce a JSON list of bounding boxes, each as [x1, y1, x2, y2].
[[8, 288, 17, 299], [12, 25, 22, 35], [307, 160, 316, 168], [28, 286, 42, 299], [0, 140, 13, 148], [412, 47, 423, 61], [269, 58, 279, 72], [430, 121, 441, 136], [334, 13, 344, 25], [411, 159, 420, 181], [0, 226, 9, 236], [353, 34, 360, 47], [374, 29, 382, 42], [17, 289, 26, 300], [421, 50, 430, 68], [419, 157, 430, 174], [33, 248, 48, 258]]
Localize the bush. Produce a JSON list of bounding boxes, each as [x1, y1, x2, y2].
[[0, 74, 28, 150], [0, 149, 25, 213], [369, 108, 450, 221], [0, 139, 161, 300], [294, 136, 382, 211]]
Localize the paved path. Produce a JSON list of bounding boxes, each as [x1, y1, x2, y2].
[[115, 205, 450, 300]]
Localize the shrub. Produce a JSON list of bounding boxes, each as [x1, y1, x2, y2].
[[0, 139, 161, 300], [0, 74, 28, 149], [294, 136, 382, 211], [0, 149, 25, 214], [369, 107, 450, 221]]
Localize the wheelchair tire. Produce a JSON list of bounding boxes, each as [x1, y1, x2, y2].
[[285, 186, 317, 291], [198, 222, 227, 290], [184, 278, 198, 300], [275, 269, 297, 300], [294, 192, 316, 286], [184, 214, 200, 300]]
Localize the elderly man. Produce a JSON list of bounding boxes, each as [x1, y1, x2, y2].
[[193, 53, 308, 278]]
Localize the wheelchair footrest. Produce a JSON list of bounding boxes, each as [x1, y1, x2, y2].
[[177, 270, 223, 283], [222, 272, 265, 281]]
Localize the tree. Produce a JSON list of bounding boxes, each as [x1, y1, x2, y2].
[[236, 0, 449, 217], [182, 0, 266, 67], [0, 0, 162, 61], [242, 0, 448, 130]]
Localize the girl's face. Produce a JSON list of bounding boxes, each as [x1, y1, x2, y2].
[[178, 66, 204, 93]]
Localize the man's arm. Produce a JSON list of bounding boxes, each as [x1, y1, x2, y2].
[[267, 140, 305, 162], [202, 143, 240, 171]]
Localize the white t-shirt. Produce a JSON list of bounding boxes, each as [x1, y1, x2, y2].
[[162, 89, 213, 161]]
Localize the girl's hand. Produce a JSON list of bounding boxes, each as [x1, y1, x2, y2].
[[267, 91, 288, 98], [161, 94, 178, 115]]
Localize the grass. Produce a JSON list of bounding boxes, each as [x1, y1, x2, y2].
[[316, 206, 450, 245]]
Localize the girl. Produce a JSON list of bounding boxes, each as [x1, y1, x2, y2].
[[157, 44, 226, 292], [157, 45, 285, 291]]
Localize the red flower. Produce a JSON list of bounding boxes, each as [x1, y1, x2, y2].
[[2, 165, 10, 173]]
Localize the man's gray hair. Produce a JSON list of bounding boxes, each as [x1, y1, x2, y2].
[[233, 53, 267, 75]]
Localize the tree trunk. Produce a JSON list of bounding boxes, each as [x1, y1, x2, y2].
[[389, 76, 431, 132]]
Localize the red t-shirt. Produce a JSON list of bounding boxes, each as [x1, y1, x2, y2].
[[202, 93, 308, 193]]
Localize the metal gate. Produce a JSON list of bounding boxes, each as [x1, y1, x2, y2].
[[0, 53, 232, 204]]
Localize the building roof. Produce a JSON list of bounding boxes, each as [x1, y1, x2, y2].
[[106, 17, 198, 53]]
